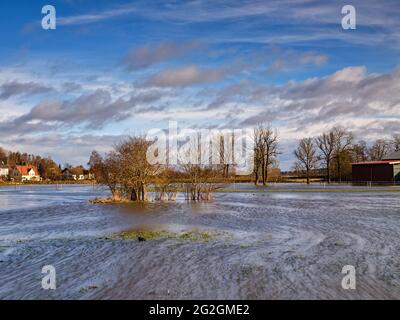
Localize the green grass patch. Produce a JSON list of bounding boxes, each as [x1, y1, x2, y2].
[[116, 228, 220, 243]]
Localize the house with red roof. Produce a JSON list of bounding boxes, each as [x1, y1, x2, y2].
[[10, 165, 41, 182]]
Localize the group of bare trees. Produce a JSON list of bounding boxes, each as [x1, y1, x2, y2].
[[394, 134, 400, 152], [90, 125, 282, 202], [89, 137, 162, 202], [353, 136, 400, 162], [294, 128, 399, 184], [88, 128, 398, 200], [89, 134, 224, 202], [253, 124, 279, 186], [180, 163, 220, 201]]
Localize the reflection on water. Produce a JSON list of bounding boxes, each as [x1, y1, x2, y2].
[[0, 184, 400, 299]]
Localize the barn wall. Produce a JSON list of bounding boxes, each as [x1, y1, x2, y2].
[[394, 164, 400, 182], [352, 164, 394, 182]]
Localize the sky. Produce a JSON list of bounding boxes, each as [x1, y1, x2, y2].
[[0, 0, 399, 170]]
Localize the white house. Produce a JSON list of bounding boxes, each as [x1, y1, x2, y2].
[[0, 166, 8, 178]]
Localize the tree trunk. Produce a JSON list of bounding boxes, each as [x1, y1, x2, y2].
[[262, 161, 266, 186], [326, 159, 331, 184], [264, 155, 270, 186], [254, 169, 259, 186], [130, 188, 138, 201], [224, 164, 230, 178], [337, 156, 342, 183], [140, 183, 147, 201]]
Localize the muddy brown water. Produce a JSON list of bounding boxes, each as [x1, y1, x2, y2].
[[0, 184, 399, 299]]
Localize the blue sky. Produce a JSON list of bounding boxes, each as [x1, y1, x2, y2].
[[0, 0, 399, 169]]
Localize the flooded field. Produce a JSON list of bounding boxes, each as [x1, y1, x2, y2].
[[0, 184, 399, 300]]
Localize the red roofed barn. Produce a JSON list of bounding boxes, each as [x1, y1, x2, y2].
[[352, 152, 400, 183]]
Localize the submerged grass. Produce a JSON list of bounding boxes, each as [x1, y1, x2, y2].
[[90, 189, 400, 206], [116, 228, 221, 243], [90, 198, 132, 204]]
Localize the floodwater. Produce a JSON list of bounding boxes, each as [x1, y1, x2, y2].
[[0, 184, 399, 300]]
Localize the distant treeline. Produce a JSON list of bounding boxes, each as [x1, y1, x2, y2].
[[2, 126, 398, 189]]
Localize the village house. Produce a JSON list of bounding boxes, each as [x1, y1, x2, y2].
[[62, 167, 95, 181], [0, 164, 9, 179], [61, 168, 73, 180], [10, 165, 41, 182]]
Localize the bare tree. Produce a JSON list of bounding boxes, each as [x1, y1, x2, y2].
[[315, 131, 336, 184], [217, 131, 235, 178], [261, 126, 279, 185], [102, 151, 123, 200], [392, 134, 400, 152], [116, 136, 162, 201], [294, 138, 317, 184], [153, 168, 178, 201], [368, 139, 391, 160], [252, 126, 264, 186], [332, 127, 354, 183], [88, 150, 104, 181], [352, 140, 368, 162], [94, 136, 162, 202], [88, 151, 123, 200], [252, 124, 279, 186], [179, 132, 221, 201]]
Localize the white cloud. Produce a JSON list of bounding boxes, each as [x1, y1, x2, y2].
[[58, 6, 137, 26], [330, 66, 367, 83], [123, 41, 201, 71], [143, 66, 227, 87]]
